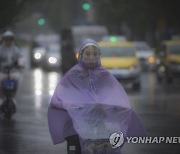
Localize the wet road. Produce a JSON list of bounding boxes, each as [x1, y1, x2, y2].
[[122, 73, 180, 154], [0, 48, 180, 154]]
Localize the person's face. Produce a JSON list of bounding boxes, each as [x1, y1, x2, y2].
[[4, 37, 13, 47], [81, 46, 100, 67]]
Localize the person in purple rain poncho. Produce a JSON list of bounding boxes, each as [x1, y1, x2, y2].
[[48, 39, 147, 154]]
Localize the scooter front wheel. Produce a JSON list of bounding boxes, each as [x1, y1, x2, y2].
[[0, 99, 16, 119]]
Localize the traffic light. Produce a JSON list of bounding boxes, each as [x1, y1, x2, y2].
[[82, 3, 91, 11], [37, 18, 45, 26]]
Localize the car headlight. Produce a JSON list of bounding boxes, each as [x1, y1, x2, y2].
[[129, 64, 139, 72], [75, 53, 79, 59], [155, 58, 161, 65], [158, 66, 166, 73], [148, 56, 155, 63], [48, 57, 57, 64], [34, 52, 41, 59]]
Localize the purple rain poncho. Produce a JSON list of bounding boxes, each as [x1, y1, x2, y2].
[[48, 39, 147, 153]]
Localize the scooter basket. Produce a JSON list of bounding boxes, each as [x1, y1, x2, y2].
[[1, 79, 18, 91]]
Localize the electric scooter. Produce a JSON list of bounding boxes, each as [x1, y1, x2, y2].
[[0, 65, 18, 119]]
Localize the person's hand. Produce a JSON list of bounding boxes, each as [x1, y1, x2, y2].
[[17, 58, 25, 69], [18, 64, 25, 69]]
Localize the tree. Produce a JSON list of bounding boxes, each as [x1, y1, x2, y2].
[[94, 0, 180, 41], [0, 0, 35, 32]]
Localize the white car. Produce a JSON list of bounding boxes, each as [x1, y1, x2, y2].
[[31, 34, 60, 68], [133, 41, 155, 71]]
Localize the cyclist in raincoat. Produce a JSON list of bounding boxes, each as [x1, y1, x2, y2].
[[0, 31, 24, 103], [48, 39, 147, 154]]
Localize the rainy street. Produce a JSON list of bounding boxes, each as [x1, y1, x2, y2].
[[1, 1, 180, 154], [0, 48, 180, 154]]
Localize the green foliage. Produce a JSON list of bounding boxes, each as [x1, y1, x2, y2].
[[94, 0, 180, 35], [0, 0, 32, 31]]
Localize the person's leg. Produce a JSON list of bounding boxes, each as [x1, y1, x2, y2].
[[9, 72, 22, 93], [0, 72, 7, 103], [65, 134, 81, 154]]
